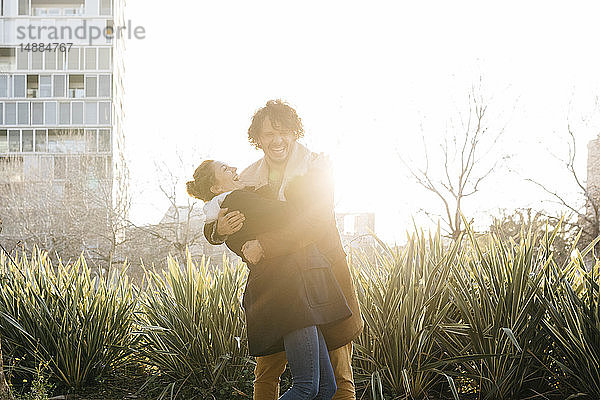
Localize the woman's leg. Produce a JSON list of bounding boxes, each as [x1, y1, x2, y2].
[[279, 326, 337, 400], [314, 327, 337, 400], [279, 326, 320, 400]]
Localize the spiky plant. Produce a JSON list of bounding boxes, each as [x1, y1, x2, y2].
[[448, 225, 555, 399], [136, 254, 250, 397], [0, 250, 136, 389], [541, 241, 600, 399], [352, 231, 462, 399]]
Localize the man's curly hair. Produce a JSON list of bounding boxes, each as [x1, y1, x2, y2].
[[248, 99, 305, 149]]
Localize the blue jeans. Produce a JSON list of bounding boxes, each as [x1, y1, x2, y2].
[[279, 326, 337, 400]]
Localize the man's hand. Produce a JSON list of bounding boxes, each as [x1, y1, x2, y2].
[[242, 240, 264, 264], [216, 208, 245, 236]]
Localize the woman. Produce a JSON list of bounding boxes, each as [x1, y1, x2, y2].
[[187, 160, 352, 400]]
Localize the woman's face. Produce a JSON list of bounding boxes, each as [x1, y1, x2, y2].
[[211, 161, 243, 194]]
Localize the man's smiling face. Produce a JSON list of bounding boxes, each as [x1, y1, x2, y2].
[[257, 115, 296, 165]]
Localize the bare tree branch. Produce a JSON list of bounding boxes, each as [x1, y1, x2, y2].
[[400, 79, 507, 239]]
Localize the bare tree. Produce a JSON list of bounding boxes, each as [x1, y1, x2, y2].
[[117, 152, 230, 271], [0, 144, 131, 268], [525, 120, 600, 249], [149, 155, 217, 261], [0, 139, 228, 274], [490, 207, 575, 264], [401, 81, 508, 240]]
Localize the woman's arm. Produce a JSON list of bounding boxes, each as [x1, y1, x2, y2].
[[203, 208, 245, 245], [220, 190, 293, 238]]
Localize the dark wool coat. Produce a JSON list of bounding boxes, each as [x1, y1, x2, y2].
[[204, 168, 364, 356], [220, 188, 350, 356]]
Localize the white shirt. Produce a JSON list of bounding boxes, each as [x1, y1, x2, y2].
[[203, 191, 233, 223]]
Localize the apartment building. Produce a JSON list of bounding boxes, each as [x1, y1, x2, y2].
[[0, 0, 125, 258]]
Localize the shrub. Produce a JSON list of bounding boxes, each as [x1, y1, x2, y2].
[[449, 226, 554, 399], [352, 232, 462, 399], [135, 255, 251, 397], [542, 243, 600, 398], [0, 250, 137, 389]]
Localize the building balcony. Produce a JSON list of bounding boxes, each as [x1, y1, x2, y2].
[[32, 7, 85, 16], [0, 61, 16, 71], [68, 88, 85, 98], [0, 48, 16, 71]]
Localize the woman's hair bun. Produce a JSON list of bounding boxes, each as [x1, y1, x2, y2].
[[186, 160, 217, 202], [186, 180, 200, 199]]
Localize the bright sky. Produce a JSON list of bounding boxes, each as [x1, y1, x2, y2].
[[122, 0, 600, 243]]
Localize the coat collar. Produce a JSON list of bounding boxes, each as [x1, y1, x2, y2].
[[240, 142, 313, 201]]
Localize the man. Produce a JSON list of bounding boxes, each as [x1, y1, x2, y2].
[[204, 99, 363, 400]]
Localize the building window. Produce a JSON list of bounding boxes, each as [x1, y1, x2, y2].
[[27, 75, 38, 98], [59, 102, 70, 125], [50, 0, 83, 15], [37, 156, 51, 180], [54, 156, 66, 179], [31, 52, 43, 70], [32, 7, 46, 16], [22, 130, 33, 152], [48, 129, 62, 152], [16, 50, 28, 70], [0, 47, 15, 70], [45, 102, 57, 125], [13, 75, 26, 97], [85, 102, 97, 124], [67, 155, 81, 177], [98, 129, 110, 152], [0, 155, 24, 182], [45, 51, 56, 70], [40, 75, 52, 97], [86, 76, 97, 97], [35, 129, 47, 152], [53, 75, 66, 97], [8, 130, 20, 152], [67, 48, 80, 70], [17, 102, 29, 125], [72, 101, 84, 124], [23, 154, 40, 179], [5, 103, 16, 125], [0, 103, 3, 125], [106, 155, 112, 179], [98, 75, 111, 97], [57, 51, 65, 70], [98, 48, 111, 70], [18, 0, 29, 15], [99, 102, 110, 124], [85, 129, 97, 152], [68, 75, 84, 98], [70, 129, 85, 152], [32, 102, 43, 124], [85, 48, 96, 70], [100, 0, 111, 15], [48, 129, 85, 153], [31, 156, 47, 180], [94, 156, 106, 178], [0, 75, 8, 97], [0, 130, 7, 153]]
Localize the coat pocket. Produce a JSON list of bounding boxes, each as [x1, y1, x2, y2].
[[302, 246, 339, 308]]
